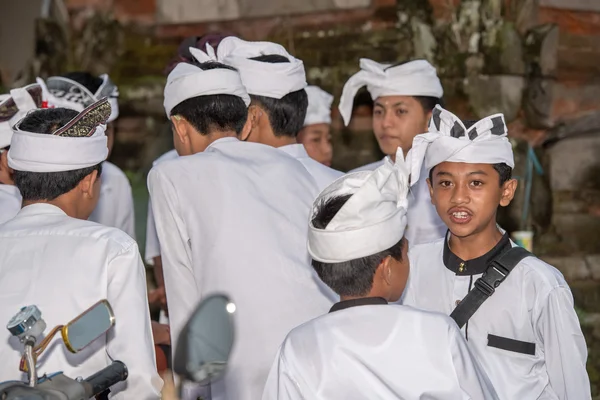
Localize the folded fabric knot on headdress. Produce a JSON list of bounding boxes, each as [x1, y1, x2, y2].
[[163, 46, 251, 117], [215, 37, 307, 99], [339, 58, 443, 126], [304, 86, 334, 127], [407, 105, 515, 185], [37, 73, 120, 122], [8, 98, 110, 172], [0, 84, 43, 148], [308, 148, 409, 263]]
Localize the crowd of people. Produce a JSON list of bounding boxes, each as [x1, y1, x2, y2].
[[0, 32, 592, 399]]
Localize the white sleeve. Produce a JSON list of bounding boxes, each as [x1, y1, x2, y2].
[[534, 287, 591, 399], [448, 322, 499, 400], [147, 168, 196, 353], [262, 346, 306, 400], [144, 197, 160, 264], [105, 243, 163, 399]]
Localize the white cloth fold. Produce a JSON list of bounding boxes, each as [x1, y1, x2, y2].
[[8, 100, 109, 173], [304, 86, 333, 126], [308, 148, 409, 263], [164, 47, 251, 117], [339, 58, 443, 126], [408, 105, 514, 186], [0, 84, 42, 148], [216, 37, 307, 99]]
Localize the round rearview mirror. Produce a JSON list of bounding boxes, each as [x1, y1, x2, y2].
[[62, 300, 115, 353], [174, 294, 235, 385]]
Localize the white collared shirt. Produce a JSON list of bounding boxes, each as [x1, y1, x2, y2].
[[350, 156, 446, 245], [89, 161, 136, 239], [402, 236, 591, 400], [0, 203, 162, 399], [278, 144, 343, 191], [0, 184, 21, 224], [263, 302, 498, 400], [148, 137, 336, 400]]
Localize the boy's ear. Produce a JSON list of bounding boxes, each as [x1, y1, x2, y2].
[[500, 178, 518, 207], [170, 115, 190, 144], [239, 113, 253, 142], [242, 105, 263, 142], [380, 256, 394, 286], [426, 178, 434, 205], [79, 169, 99, 199]]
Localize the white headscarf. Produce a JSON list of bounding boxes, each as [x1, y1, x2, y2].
[[37, 73, 120, 122], [0, 84, 43, 148], [339, 58, 443, 126], [8, 98, 110, 173], [308, 148, 409, 263], [408, 105, 515, 185], [215, 37, 307, 99], [304, 86, 333, 127], [164, 47, 251, 117]]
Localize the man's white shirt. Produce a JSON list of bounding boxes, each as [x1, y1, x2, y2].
[[278, 143, 343, 191], [0, 184, 21, 224]]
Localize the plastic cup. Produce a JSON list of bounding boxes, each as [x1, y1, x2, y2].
[[511, 230, 533, 252]]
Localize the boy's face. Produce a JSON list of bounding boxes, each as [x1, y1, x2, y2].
[[372, 95, 431, 157], [427, 162, 517, 239], [297, 123, 333, 167], [0, 149, 14, 185]]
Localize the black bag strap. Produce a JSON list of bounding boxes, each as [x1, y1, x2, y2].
[[450, 246, 532, 329]]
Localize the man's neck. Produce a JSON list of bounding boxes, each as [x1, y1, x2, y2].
[[448, 223, 504, 261], [265, 135, 297, 148]]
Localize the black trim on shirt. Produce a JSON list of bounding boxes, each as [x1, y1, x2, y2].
[[443, 231, 512, 276], [487, 334, 536, 355], [329, 297, 388, 313]]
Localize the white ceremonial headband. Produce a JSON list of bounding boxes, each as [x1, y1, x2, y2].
[[8, 98, 110, 173], [308, 148, 409, 263], [304, 86, 333, 126], [215, 37, 307, 99], [338, 58, 443, 126], [37, 74, 120, 123], [164, 47, 251, 117], [0, 84, 43, 149], [408, 105, 515, 186]]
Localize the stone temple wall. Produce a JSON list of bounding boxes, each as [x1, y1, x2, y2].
[[25, 0, 600, 393]]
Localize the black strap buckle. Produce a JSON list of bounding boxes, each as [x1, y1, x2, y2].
[[474, 278, 495, 297]]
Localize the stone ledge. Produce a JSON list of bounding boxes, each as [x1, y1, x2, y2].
[[539, 255, 600, 282]]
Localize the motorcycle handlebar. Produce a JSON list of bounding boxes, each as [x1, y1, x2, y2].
[[83, 361, 128, 397]]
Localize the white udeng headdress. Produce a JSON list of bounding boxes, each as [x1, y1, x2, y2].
[[36, 73, 120, 122], [163, 47, 251, 117], [308, 148, 409, 263], [8, 98, 110, 173], [215, 37, 307, 99], [0, 84, 43, 148], [338, 58, 443, 126], [304, 86, 334, 127], [408, 105, 515, 186]]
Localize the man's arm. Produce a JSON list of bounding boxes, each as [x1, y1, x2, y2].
[[148, 167, 197, 354], [106, 243, 163, 399], [535, 287, 591, 399], [448, 321, 499, 400], [262, 346, 306, 400]]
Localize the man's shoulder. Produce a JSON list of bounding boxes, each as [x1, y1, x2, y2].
[[50, 218, 137, 252], [410, 238, 445, 258], [152, 149, 178, 166], [306, 158, 344, 179], [514, 250, 570, 291]]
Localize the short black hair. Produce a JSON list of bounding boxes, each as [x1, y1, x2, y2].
[[413, 96, 443, 113], [170, 61, 248, 135], [428, 119, 513, 186], [12, 108, 102, 201], [62, 71, 103, 94], [311, 194, 405, 297], [247, 54, 308, 138]]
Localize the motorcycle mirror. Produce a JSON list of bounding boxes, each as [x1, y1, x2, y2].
[[61, 300, 115, 353], [174, 294, 235, 385]]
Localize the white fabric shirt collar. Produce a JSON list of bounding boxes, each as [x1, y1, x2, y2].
[[278, 143, 310, 159], [339, 58, 443, 126]]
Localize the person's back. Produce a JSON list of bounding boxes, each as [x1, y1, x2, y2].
[[152, 138, 334, 399], [267, 305, 492, 399], [1, 103, 161, 398], [149, 54, 335, 400]]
